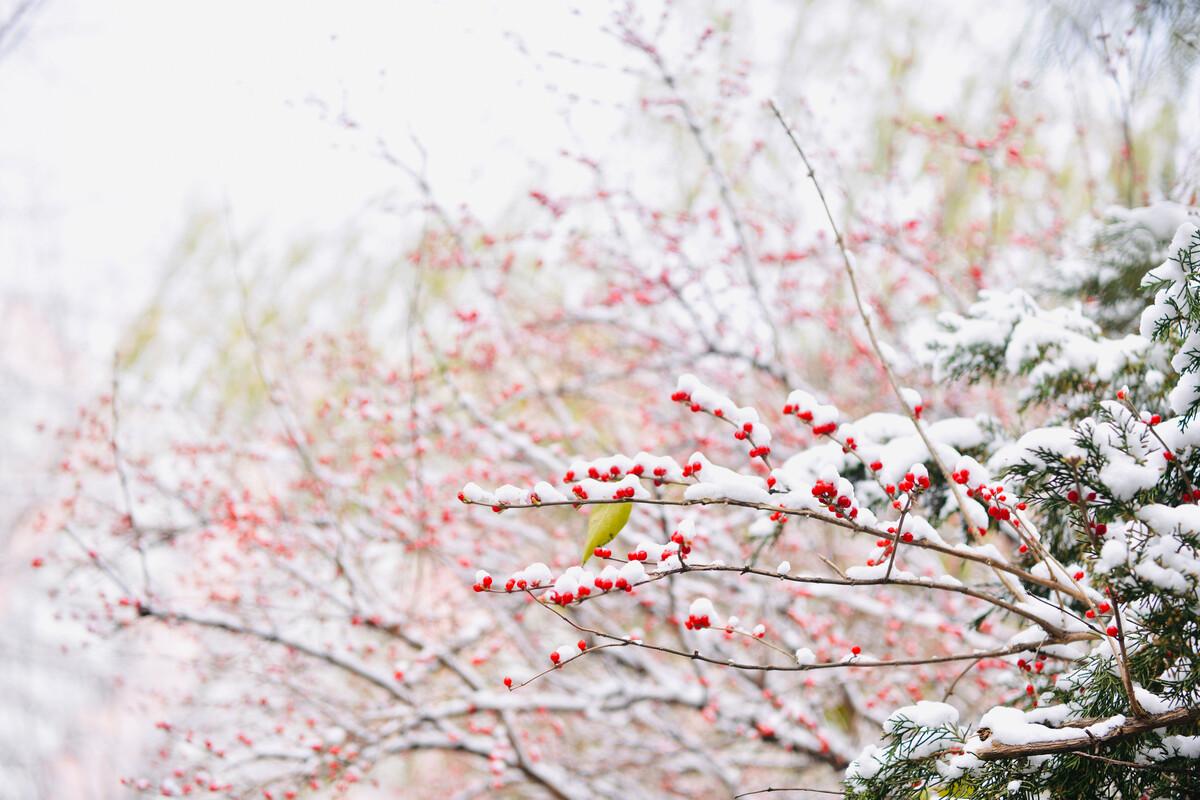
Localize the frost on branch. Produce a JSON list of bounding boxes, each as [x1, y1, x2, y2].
[[1141, 222, 1200, 425], [1054, 202, 1199, 331], [926, 289, 1163, 421], [843, 219, 1200, 798], [462, 216, 1200, 799]]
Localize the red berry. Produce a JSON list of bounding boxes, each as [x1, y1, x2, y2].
[[1106, 625, 1119, 637], [850, 646, 861, 655]]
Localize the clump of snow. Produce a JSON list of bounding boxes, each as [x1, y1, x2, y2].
[[1094, 537, 1129, 574], [876, 702, 963, 760], [786, 389, 841, 427], [1139, 504, 1200, 536], [676, 374, 772, 444], [1133, 686, 1185, 714], [1162, 735, 1200, 758], [974, 706, 1087, 747], [517, 562, 553, 588], [885, 701, 959, 732], [688, 597, 717, 623], [682, 453, 771, 504], [532, 481, 568, 503], [1120, 202, 1195, 241], [618, 560, 647, 584], [991, 427, 1085, 471], [846, 745, 884, 781], [461, 482, 496, 504], [794, 647, 816, 665], [898, 515, 948, 545]]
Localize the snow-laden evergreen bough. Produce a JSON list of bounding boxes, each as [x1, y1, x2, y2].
[[462, 218, 1200, 798]]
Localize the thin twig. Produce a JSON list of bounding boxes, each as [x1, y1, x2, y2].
[[768, 99, 1034, 605], [734, 787, 844, 798], [521, 590, 1088, 678], [463, 496, 1087, 601]]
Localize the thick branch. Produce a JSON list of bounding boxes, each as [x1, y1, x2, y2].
[[977, 707, 1200, 761]]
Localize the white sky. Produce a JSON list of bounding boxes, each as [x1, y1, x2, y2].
[[0, 1, 626, 325]]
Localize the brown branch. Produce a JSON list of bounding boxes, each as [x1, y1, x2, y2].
[[977, 707, 1200, 761], [494, 557, 1072, 638], [883, 494, 914, 581], [734, 787, 843, 798], [1067, 459, 1146, 718], [525, 590, 1091, 676], [139, 606, 412, 703], [941, 656, 985, 703], [464, 496, 1087, 600]]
